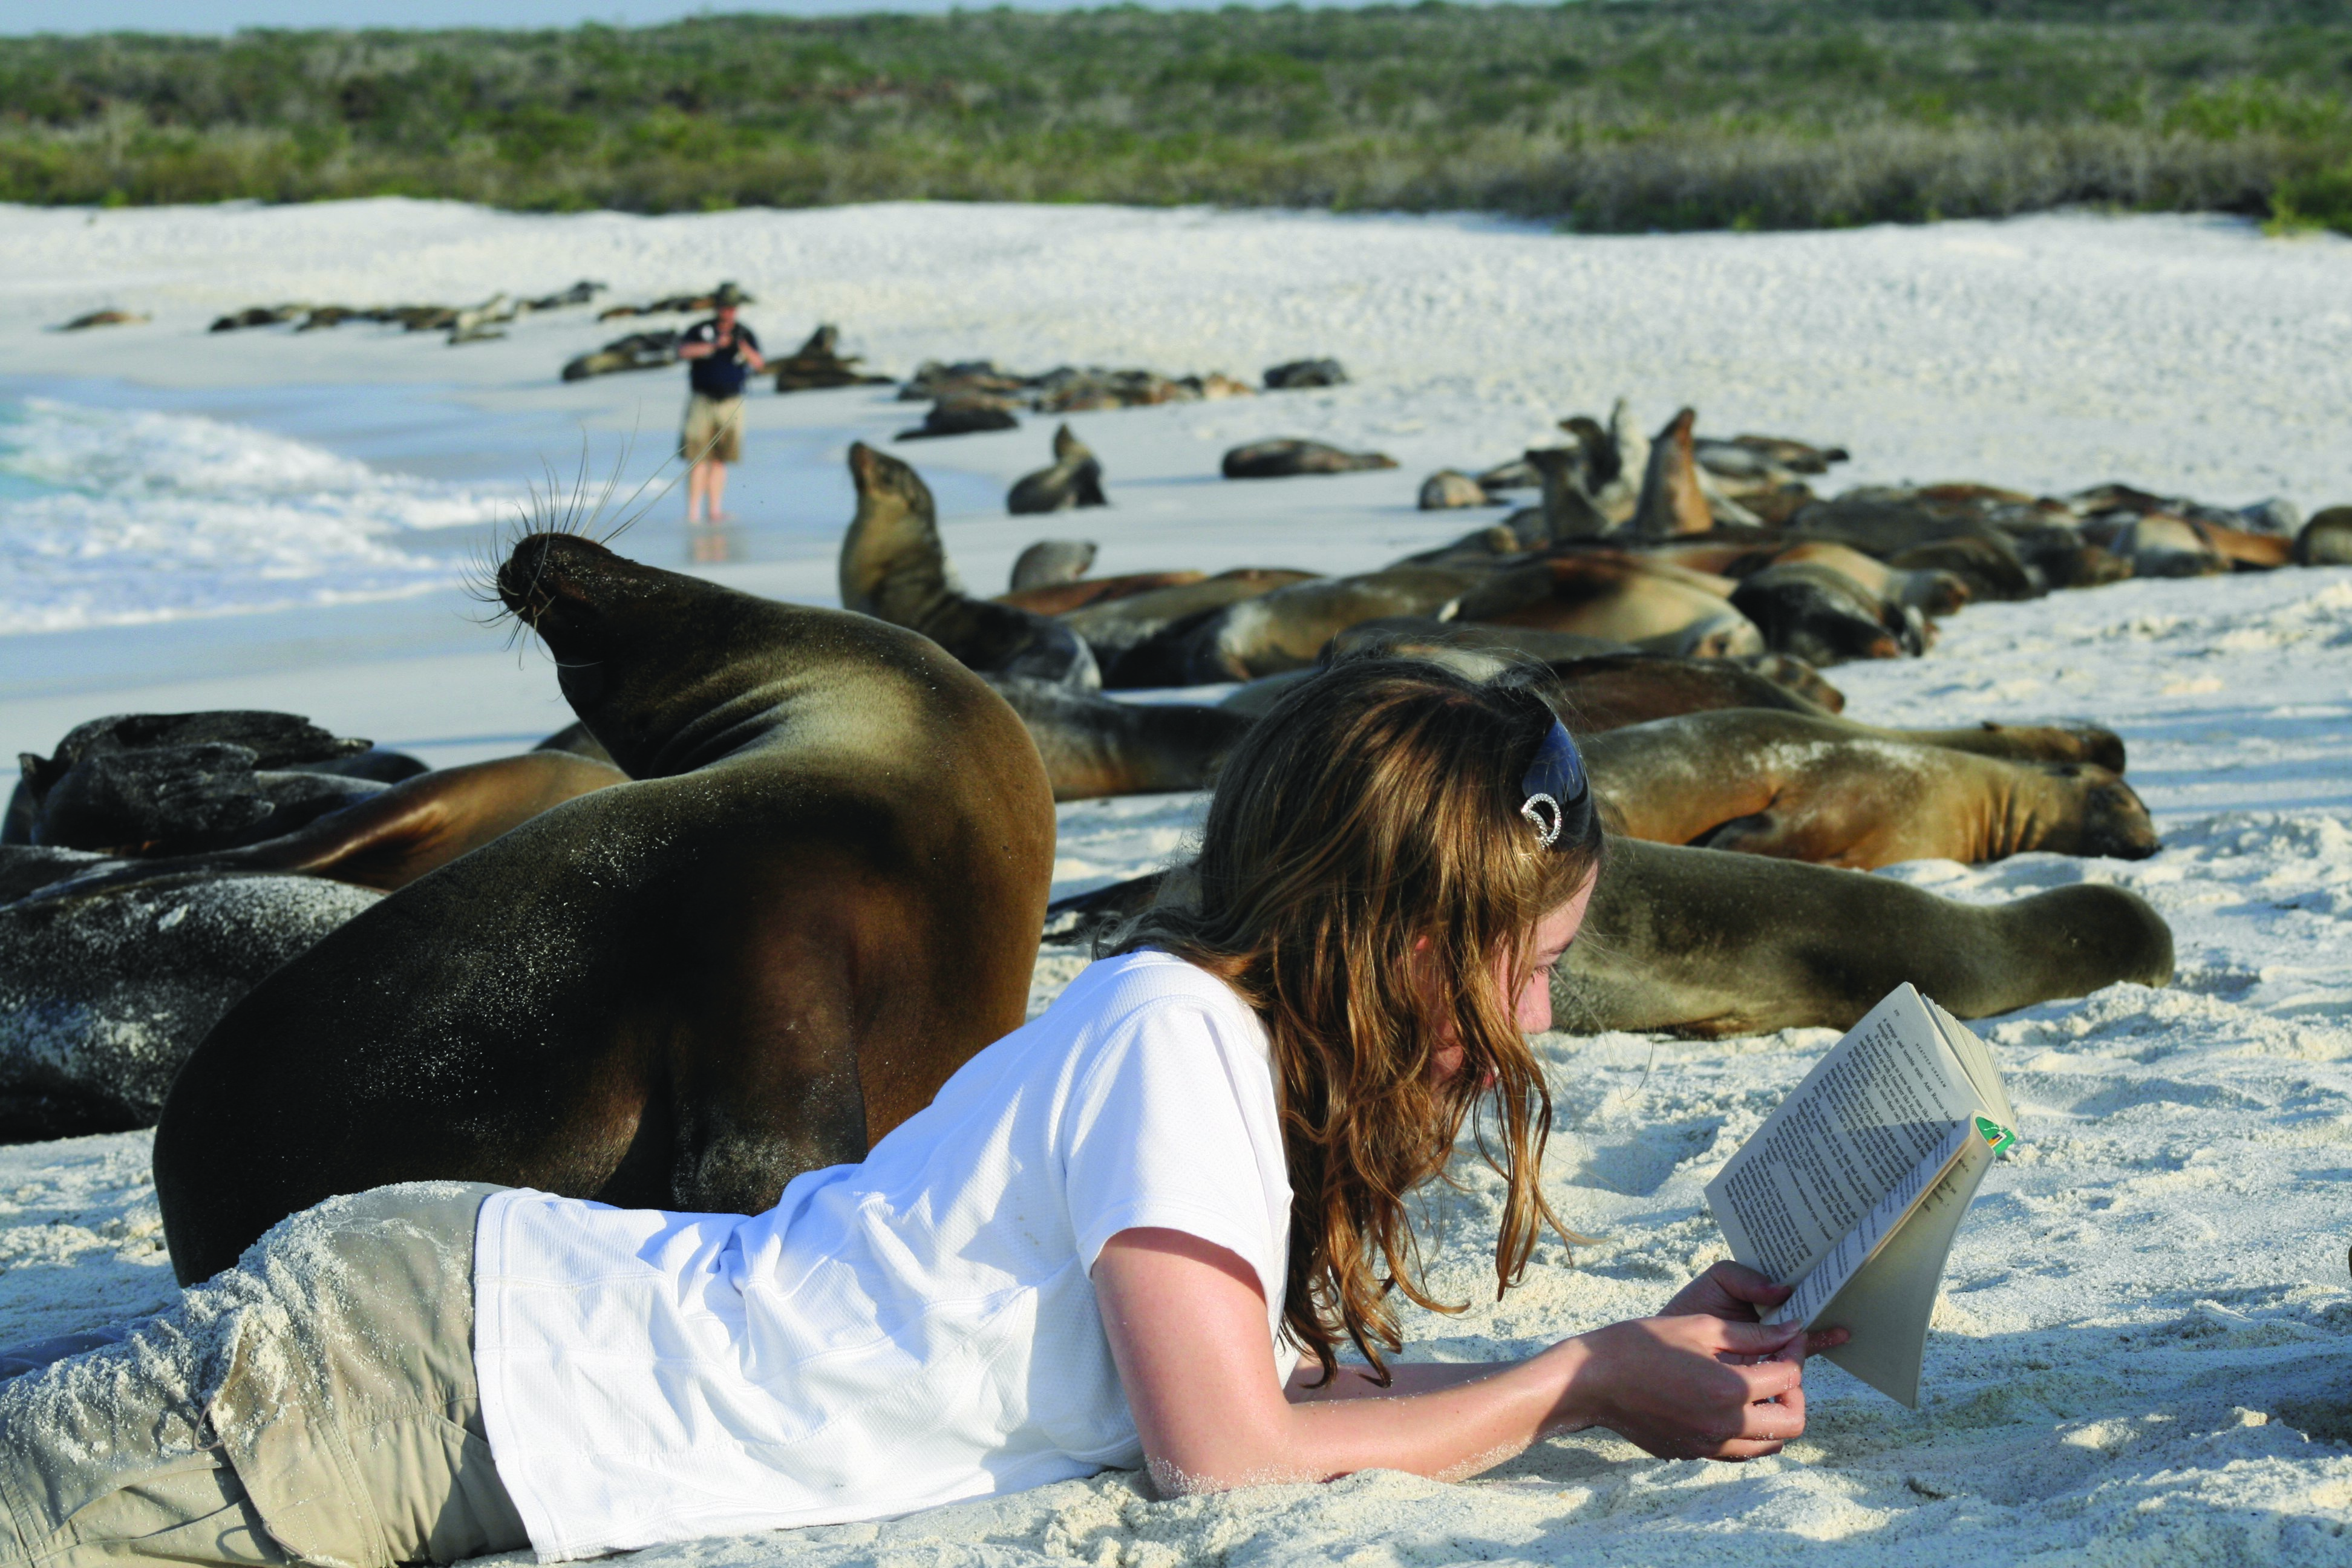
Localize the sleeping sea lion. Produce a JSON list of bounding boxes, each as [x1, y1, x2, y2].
[[1730, 560, 1929, 664], [1063, 569, 1322, 687], [1044, 838, 2174, 1037], [1582, 710, 2154, 867], [151, 531, 1057, 1285], [985, 677, 1252, 800], [842, 442, 1099, 689], [1009, 538, 1098, 591], [0, 866, 381, 1141], [1221, 439, 1397, 478], [999, 570, 1209, 617]]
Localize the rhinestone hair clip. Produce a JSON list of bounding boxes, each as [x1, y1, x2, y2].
[[1520, 720, 1590, 849]]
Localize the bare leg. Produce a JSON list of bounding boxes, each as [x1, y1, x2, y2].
[[708, 461, 732, 523], [686, 459, 714, 523]]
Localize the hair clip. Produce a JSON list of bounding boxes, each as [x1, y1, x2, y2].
[[1520, 721, 1588, 849]]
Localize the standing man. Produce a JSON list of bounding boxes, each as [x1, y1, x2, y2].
[[678, 282, 764, 524]]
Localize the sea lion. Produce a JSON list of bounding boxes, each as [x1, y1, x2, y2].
[[1008, 538, 1098, 591], [2094, 512, 2229, 578], [1419, 470, 1492, 510], [1007, 425, 1109, 514], [2294, 506, 2352, 566], [1221, 439, 1398, 479], [1524, 445, 1613, 540], [1062, 569, 1322, 687], [1771, 540, 1972, 615], [1549, 837, 2172, 1036], [151, 531, 1057, 1285], [1044, 837, 2174, 1037], [1730, 560, 1927, 664], [999, 570, 1209, 617], [986, 677, 1252, 800], [1262, 358, 1347, 390], [1581, 710, 2154, 867], [896, 395, 1021, 440], [0, 867, 381, 1142], [1631, 408, 1714, 538], [1887, 532, 2047, 601], [25, 750, 629, 901], [12, 712, 385, 854], [769, 324, 892, 393], [841, 442, 1100, 690], [1465, 552, 1766, 659]]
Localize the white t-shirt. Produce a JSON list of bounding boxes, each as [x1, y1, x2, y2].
[[472, 949, 1296, 1561]]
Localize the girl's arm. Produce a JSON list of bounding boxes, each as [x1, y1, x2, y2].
[[1094, 1228, 1816, 1495]]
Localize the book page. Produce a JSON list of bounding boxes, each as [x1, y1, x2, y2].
[[1809, 1131, 1997, 1408], [1762, 1121, 1968, 1331], [1705, 985, 1984, 1285]]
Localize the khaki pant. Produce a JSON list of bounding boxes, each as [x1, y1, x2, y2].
[[679, 393, 744, 465], [0, 1184, 525, 1568]]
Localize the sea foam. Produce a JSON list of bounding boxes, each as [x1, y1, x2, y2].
[[0, 399, 517, 635]]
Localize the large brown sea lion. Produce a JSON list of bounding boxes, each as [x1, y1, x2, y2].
[[1582, 710, 2153, 867], [841, 442, 1099, 689], [1046, 835, 2174, 1038], [151, 531, 1057, 1285]]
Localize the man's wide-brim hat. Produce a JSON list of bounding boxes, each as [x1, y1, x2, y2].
[[713, 281, 750, 306]]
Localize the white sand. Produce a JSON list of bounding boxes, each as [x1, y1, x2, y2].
[[2, 200, 2350, 1561]]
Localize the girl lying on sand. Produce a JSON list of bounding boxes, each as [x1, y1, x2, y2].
[[0, 658, 1842, 1567]]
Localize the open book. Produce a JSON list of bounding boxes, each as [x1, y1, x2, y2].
[[1703, 984, 2017, 1408]]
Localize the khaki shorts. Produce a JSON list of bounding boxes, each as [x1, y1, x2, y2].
[[0, 1183, 524, 1568], [680, 393, 745, 465]]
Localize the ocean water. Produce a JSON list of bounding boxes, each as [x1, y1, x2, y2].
[[0, 396, 519, 635]]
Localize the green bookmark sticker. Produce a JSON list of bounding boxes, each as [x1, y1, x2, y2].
[[1975, 1115, 2016, 1155]]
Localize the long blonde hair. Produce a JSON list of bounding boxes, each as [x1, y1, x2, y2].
[[1117, 657, 1604, 1384]]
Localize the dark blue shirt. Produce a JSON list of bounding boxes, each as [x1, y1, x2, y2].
[[682, 318, 759, 399]]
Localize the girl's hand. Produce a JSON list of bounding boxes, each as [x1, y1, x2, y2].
[[1662, 1261, 1851, 1358], [1555, 1313, 1810, 1462]]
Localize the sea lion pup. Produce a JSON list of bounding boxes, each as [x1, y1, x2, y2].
[[1042, 840, 2174, 1037], [1418, 469, 1492, 510], [1220, 439, 1398, 478], [0, 866, 381, 1141], [841, 441, 1100, 690], [151, 532, 1057, 1286], [1581, 710, 2157, 867], [984, 676, 1252, 800], [1008, 537, 1097, 591], [1007, 424, 1110, 515]]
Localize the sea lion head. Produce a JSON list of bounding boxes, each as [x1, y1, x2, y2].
[[2056, 765, 2163, 861], [841, 441, 958, 625], [497, 531, 822, 777]]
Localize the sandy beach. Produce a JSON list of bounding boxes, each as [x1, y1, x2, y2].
[[2, 198, 2349, 1564]]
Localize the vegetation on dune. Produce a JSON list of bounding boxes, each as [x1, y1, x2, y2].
[[2, 1, 2349, 233]]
